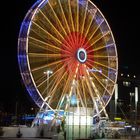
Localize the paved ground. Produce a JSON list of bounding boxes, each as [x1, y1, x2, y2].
[[0, 138, 52, 140], [0, 136, 140, 140], [0, 138, 140, 140]]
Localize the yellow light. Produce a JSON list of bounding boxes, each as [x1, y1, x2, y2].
[[114, 117, 122, 121]]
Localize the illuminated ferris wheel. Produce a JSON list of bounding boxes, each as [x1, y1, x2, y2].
[[18, 0, 118, 118]]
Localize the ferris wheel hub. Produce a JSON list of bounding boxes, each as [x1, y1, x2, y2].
[[77, 48, 87, 63]]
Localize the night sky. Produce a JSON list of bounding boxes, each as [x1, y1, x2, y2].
[[0, 0, 140, 113]]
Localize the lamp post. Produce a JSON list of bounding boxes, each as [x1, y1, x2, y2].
[[115, 84, 118, 117], [135, 87, 138, 126], [129, 92, 134, 125], [44, 70, 53, 93], [43, 70, 53, 108], [44, 70, 53, 80]]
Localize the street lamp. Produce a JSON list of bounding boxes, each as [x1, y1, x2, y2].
[[43, 70, 53, 104], [130, 92, 135, 99], [43, 70, 53, 86], [129, 92, 135, 125], [115, 84, 118, 117], [129, 92, 135, 108], [43, 70, 53, 76], [135, 87, 138, 125]]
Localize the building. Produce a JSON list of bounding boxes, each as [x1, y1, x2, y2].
[[108, 70, 140, 125]]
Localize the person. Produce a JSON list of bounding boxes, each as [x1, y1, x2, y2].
[[61, 117, 66, 140], [64, 130, 66, 140], [57, 124, 61, 133], [61, 118, 65, 132]]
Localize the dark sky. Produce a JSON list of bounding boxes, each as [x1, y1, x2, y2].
[[0, 0, 140, 113]]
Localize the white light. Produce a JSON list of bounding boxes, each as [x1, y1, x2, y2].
[[88, 68, 102, 73], [127, 74, 130, 77], [134, 75, 136, 78], [90, 77, 93, 80], [66, 115, 92, 125], [130, 92, 134, 96], [115, 84, 118, 99], [99, 69, 102, 73], [44, 70, 53, 75], [135, 87, 138, 102], [115, 84, 118, 117], [121, 73, 123, 76], [44, 95, 51, 101]]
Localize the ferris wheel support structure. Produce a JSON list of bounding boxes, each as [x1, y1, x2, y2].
[[18, 0, 118, 138]]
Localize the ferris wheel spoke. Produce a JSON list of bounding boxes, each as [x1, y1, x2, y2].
[[87, 43, 115, 53], [90, 55, 117, 58], [85, 68, 103, 115], [76, 0, 79, 32], [29, 36, 61, 51], [58, 0, 77, 45], [47, 1, 77, 49], [83, 22, 106, 51], [90, 78, 106, 109], [70, 0, 79, 32], [62, 41, 75, 53], [65, 63, 79, 110], [65, 84, 73, 111], [39, 10, 71, 48], [30, 29, 61, 49], [94, 42, 115, 51], [56, 73, 74, 110], [84, 73, 98, 110], [89, 70, 112, 96], [43, 73, 64, 99], [35, 74, 47, 85], [81, 77, 87, 108], [29, 41, 58, 53], [38, 9, 65, 40], [29, 39, 71, 55], [37, 70, 62, 89], [47, 71, 68, 105], [47, 58, 78, 99], [37, 63, 65, 88], [90, 31, 111, 47], [42, 67, 67, 98], [87, 19, 104, 45], [93, 88, 106, 107], [31, 59, 63, 72], [47, 0, 68, 36], [80, 0, 88, 35], [29, 53, 62, 58], [93, 60, 117, 71], [58, 0, 71, 33], [57, 0, 75, 45], [32, 21, 62, 44], [83, 70, 94, 102], [82, 10, 97, 45], [68, 0, 75, 32], [47, 0, 76, 48], [76, 81, 87, 110], [86, 61, 115, 85]]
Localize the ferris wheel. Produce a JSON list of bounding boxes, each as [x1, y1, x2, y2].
[[18, 0, 118, 118]]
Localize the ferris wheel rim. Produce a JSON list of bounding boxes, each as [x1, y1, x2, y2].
[[18, 0, 118, 116]]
